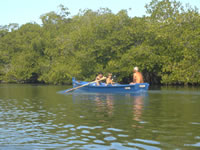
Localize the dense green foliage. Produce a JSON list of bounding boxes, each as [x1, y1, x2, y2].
[[0, 1, 200, 85]]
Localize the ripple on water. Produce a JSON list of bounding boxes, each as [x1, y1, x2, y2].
[[139, 121, 148, 124], [134, 139, 160, 145], [66, 136, 80, 140], [82, 138, 90, 141], [81, 142, 137, 150], [117, 134, 129, 137], [110, 142, 137, 150], [81, 144, 111, 150], [77, 126, 90, 130], [107, 128, 123, 132], [70, 128, 76, 131], [66, 140, 88, 145], [56, 130, 68, 134], [76, 125, 102, 130], [81, 130, 90, 134], [102, 131, 111, 135], [87, 136, 96, 139], [127, 142, 161, 150], [195, 136, 200, 139], [184, 142, 200, 147], [63, 124, 75, 128], [104, 136, 117, 141], [93, 140, 105, 144], [190, 122, 200, 125]]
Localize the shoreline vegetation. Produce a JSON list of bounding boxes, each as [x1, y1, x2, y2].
[[0, 0, 200, 86]]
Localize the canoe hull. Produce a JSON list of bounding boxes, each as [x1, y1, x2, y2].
[[72, 78, 149, 93]]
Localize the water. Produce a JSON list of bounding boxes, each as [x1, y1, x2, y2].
[[0, 84, 200, 150]]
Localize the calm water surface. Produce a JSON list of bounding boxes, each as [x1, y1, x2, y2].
[[0, 84, 200, 150]]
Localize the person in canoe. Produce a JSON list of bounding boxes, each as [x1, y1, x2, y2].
[[95, 73, 106, 86], [130, 67, 144, 84], [106, 73, 115, 85]]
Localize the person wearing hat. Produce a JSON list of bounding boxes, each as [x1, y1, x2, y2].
[[130, 67, 144, 84]]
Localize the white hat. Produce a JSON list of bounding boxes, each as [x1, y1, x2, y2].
[[133, 67, 138, 71]]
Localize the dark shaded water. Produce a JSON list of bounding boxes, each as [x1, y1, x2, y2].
[[0, 84, 200, 150]]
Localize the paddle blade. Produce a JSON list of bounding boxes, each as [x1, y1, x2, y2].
[[57, 88, 74, 94]]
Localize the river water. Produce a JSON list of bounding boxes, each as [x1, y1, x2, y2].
[[0, 84, 200, 150]]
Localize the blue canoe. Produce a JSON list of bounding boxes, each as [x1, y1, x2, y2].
[[69, 77, 149, 93]]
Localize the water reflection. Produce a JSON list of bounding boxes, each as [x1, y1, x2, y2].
[[72, 92, 148, 125], [72, 92, 148, 102], [93, 93, 114, 118], [133, 95, 144, 122]]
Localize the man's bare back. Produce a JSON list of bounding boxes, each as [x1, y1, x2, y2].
[[130, 67, 144, 84], [133, 72, 144, 83]]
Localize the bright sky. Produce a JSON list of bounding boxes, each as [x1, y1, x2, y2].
[[0, 0, 199, 26]]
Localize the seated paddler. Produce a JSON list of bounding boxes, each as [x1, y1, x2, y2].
[[95, 73, 106, 86], [106, 73, 115, 85], [130, 66, 144, 84]]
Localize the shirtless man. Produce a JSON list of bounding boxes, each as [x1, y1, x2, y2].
[[130, 67, 144, 84]]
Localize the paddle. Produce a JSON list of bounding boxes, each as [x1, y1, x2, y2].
[[64, 77, 106, 93]]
